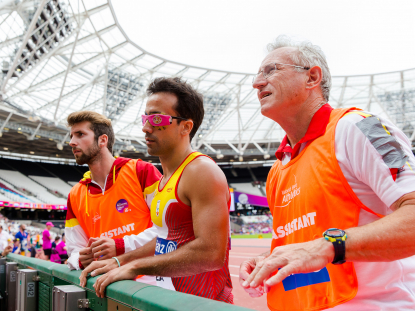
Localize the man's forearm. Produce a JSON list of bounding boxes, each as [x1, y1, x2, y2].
[[118, 238, 157, 265], [125, 237, 227, 277], [346, 204, 415, 262]]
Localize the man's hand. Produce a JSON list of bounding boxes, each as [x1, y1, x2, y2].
[[79, 258, 118, 287], [242, 239, 334, 291], [89, 238, 116, 260], [93, 263, 138, 298], [239, 255, 267, 297], [79, 247, 94, 268]]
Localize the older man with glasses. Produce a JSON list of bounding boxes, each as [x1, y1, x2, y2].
[[240, 35, 415, 311]]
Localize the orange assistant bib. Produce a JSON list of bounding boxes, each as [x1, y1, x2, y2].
[[266, 108, 383, 311], [69, 159, 152, 239]]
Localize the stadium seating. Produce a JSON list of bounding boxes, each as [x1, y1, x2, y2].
[[0, 169, 66, 204], [29, 176, 72, 198], [230, 182, 264, 196]]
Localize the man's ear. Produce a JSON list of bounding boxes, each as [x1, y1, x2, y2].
[[98, 134, 109, 149], [305, 65, 323, 91], [182, 120, 194, 137]]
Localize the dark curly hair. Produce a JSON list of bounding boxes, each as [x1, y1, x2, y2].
[[147, 77, 204, 141]]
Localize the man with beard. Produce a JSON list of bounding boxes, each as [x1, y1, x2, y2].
[[79, 78, 233, 303], [65, 111, 161, 272]]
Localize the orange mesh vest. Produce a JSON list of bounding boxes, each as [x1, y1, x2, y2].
[[69, 159, 152, 239], [266, 108, 382, 311]]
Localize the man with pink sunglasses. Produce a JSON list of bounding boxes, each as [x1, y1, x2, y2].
[[80, 77, 234, 303]]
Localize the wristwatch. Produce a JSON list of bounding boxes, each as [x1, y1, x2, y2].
[[323, 228, 347, 265]]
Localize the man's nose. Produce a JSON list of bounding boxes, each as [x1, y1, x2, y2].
[[142, 121, 153, 134], [69, 137, 76, 147], [252, 74, 268, 90]]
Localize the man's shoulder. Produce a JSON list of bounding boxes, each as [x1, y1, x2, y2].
[[337, 110, 373, 127], [183, 155, 226, 184], [186, 154, 219, 171]]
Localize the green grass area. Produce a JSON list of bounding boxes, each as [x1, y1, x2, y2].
[[231, 233, 272, 239]]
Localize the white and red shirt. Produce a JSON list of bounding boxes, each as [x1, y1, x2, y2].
[[275, 104, 415, 310]]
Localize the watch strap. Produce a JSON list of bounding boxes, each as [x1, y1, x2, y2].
[[331, 237, 346, 265]]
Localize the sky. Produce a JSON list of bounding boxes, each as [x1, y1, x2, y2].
[[112, 0, 415, 76]]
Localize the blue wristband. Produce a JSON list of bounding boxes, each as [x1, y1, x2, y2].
[[112, 257, 120, 267]]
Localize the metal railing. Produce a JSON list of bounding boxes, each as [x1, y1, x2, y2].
[[4, 253, 251, 311]]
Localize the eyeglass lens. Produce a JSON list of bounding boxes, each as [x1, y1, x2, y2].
[[252, 63, 277, 84]]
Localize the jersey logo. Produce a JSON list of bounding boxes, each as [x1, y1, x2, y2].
[[92, 212, 101, 224], [282, 267, 331, 291], [166, 188, 173, 192], [116, 199, 129, 213], [155, 237, 177, 255], [156, 200, 160, 216]]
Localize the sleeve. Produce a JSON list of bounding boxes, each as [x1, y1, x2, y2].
[[136, 160, 162, 208], [336, 112, 415, 208], [65, 195, 89, 270], [123, 224, 158, 253]]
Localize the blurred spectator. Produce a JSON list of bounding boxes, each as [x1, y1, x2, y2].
[[42, 222, 54, 260], [51, 234, 67, 264], [15, 224, 28, 255], [0, 225, 11, 252], [52, 236, 60, 249], [12, 238, 21, 254]]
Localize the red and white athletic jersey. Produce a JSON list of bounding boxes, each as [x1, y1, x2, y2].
[[150, 152, 233, 303], [276, 104, 415, 310], [65, 157, 161, 270]]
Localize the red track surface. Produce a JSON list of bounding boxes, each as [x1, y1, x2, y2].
[[230, 238, 271, 311]]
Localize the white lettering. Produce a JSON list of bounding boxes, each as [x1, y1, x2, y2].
[[307, 212, 316, 225], [284, 223, 290, 235], [302, 215, 310, 228], [291, 219, 298, 231], [277, 226, 285, 238], [297, 216, 304, 230], [101, 223, 135, 240], [110, 229, 118, 237], [272, 212, 317, 240], [272, 229, 278, 239], [281, 186, 301, 203]]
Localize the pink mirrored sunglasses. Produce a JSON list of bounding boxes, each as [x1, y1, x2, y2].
[[141, 114, 188, 127]]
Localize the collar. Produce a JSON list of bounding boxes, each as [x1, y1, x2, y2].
[[79, 157, 131, 185], [275, 103, 333, 161]]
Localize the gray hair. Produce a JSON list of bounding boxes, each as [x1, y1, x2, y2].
[[267, 35, 331, 102]]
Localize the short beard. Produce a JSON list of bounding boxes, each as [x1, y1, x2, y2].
[[75, 142, 101, 165]]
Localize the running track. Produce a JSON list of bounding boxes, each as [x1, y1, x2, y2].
[[229, 238, 271, 311]]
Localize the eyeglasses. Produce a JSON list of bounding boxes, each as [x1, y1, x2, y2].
[[141, 114, 188, 127], [252, 62, 310, 84]]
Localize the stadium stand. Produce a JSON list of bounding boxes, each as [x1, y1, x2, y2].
[[0, 180, 33, 201], [0, 169, 66, 204], [230, 182, 264, 196], [29, 176, 72, 199], [0, 158, 88, 204]]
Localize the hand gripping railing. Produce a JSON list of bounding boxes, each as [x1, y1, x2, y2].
[[6, 253, 252, 311]]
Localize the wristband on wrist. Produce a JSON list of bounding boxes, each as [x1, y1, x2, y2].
[[112, 256, 121, 267], [323, 228, 347, 265]]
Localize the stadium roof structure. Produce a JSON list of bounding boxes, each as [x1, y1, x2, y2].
[[0, 0, 414, 166]]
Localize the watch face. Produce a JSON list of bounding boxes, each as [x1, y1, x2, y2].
[[327, 229, 343, 237]]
